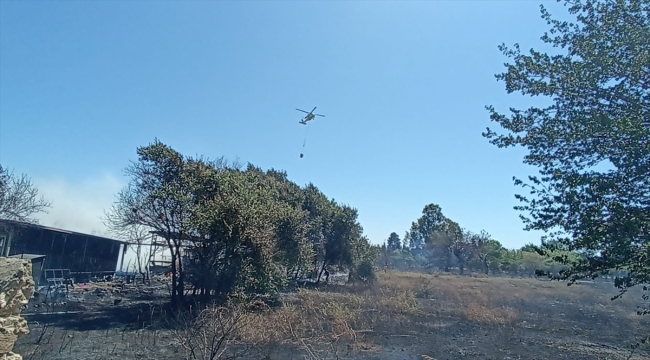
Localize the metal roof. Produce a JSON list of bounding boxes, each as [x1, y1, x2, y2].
[[8, 253, 47, 260], [0, 219, 129, 245]]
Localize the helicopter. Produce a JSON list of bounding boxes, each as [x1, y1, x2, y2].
[[296, 106, 325, 125]]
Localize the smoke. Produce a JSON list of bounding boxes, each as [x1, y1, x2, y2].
[[30, 172, 171, 273], [32, 171, 125, 236]]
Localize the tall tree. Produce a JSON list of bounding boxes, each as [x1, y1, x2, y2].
[[428, 218, 461, 272], [105, 139, 196, 305], [402, 232, 409, 250], [404, 231, 413, 250], [349, 235, 379, 282], [319, 204, 361, 282], [453, 229, 482, 276], [474, 236, 504, 275], [386, 232, 402, 251], [301, 183, 332, 278], [409, 204, 448, 250], [483, 0, 650, 300]]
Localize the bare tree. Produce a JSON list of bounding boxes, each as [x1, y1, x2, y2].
[[104, 220, 153, 284], [0, 165, 51, 223]]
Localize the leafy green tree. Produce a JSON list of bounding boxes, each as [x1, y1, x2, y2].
[[452, 227, 477, 275], [273, 205, 313, 281], [409, 204, 448, 250], [474, 234, 504, 275], [521, 251, 548, 277], [319, 204, 362, 282], [349, 235, 379, 283], [427, 218, 460, 272], [483, 0, 649, 299], [191, 166, 310, 298], [106, 140, 371, 304], [389, 249, 416, 270], [402, 232, 410, 250], [500, 250, 523, 275], [520, 243, 537, 253], [386, 232, 402, 251], [404, 231, 413, 250], [300, 183, 332, 278]]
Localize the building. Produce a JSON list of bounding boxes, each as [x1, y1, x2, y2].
[[0, 219, 127, 285]]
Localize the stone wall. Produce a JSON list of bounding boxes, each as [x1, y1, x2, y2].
[[0, 258, 35, 360]]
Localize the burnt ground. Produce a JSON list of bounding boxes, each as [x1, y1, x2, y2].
[[13, 272, 650, 360]]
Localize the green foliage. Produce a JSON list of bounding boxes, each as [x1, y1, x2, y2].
[[386, 232, 402, 251], [472, 236, 503, 275], [394, 202, 577, 276], [483, 0, 650, 297], [427, 218, 461, 272], [390, 249, 417, 270], [408, 204, 448, 249], [350, 236, 380, 283], [107, 140, 377, 304]]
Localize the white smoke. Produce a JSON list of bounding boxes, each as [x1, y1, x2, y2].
[[32, 171, 124, 236]]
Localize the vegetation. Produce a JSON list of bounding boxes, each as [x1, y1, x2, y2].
[[483, 0, 650, 304], [379, 203, 582, 277], [104, 139, 377, 305], [7, 1, 650, 358], [17, 271, 649, 360]]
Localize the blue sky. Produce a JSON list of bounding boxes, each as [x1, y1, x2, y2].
[[0, 0, 568, 249]]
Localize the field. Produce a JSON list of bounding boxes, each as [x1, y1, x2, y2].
[[14, 271, 650, 360]]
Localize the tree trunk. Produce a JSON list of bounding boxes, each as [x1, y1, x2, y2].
[[459, 260, 465, 275], [483, 257, 489, 274], [316, 261, 327, 284], [176, 247, 185, 304], [170, 251, 179, 305], [444, 251, 452, 272]]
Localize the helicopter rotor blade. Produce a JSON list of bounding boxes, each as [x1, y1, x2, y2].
[[296, 109, 309, 114], [311, 106, 317, 114], [315, 114, 325, 117]]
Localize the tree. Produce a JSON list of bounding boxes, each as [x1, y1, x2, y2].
[[472, 231, 503, 275], [107, 140, 374, 304], [320, 204, 361, 282], [300, 183, 331, 279], [483, 0, 650, 300], [409, 204, 448, 250], [404, 231, 413, 250], [427, 218, 460, 272], [402, 232, 410, 250], [193, 166, 295, 298], [105, 139, 198, 305], [500, 250, 523, 275], [451, 229, 479, 275], [349, 236, 379, 283], [386, 232, 401, 251], [0, 165, 51, 223]]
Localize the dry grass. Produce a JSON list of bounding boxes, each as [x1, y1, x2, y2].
[[462, 303, 519, 325], [16, 270, 649, 360], [235, 271, 646, 344], [238, 289, 367, 345]]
